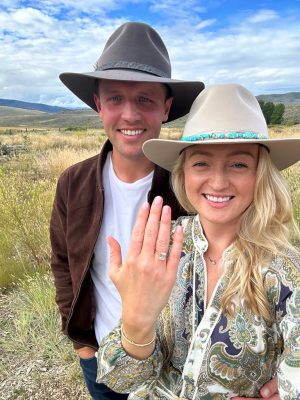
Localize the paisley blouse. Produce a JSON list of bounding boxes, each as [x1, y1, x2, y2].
[[97, 215, 300, 399]]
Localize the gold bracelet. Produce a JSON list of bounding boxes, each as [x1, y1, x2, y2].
[[120, 324, 156, 347]]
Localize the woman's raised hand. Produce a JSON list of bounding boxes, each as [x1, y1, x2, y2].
[[107, 196, 183, 356]]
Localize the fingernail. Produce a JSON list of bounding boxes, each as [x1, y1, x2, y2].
[[175, 225, 183, 233], [261, 388, 270, 398], [162, 205, 170, 215], [153, 196, 162, 205]]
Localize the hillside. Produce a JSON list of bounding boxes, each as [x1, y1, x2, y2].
[[256, 92, 300, 105], [0, 99, 69, 113], [0, 106, 101, 128]]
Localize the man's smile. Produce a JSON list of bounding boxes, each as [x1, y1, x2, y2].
[[119, 129, 145, 136]]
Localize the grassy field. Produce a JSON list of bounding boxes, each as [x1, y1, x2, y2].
[[0, 126, 299, 398]]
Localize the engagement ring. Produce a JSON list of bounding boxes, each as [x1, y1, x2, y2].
[[158, 252, 167, 261]]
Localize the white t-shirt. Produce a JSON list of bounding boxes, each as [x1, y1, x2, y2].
[[91, 152, 153, 344]]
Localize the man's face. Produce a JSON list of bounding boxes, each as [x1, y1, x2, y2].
[[94, 80, 172, 162]]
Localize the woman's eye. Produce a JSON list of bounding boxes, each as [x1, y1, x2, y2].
[[231, 162, 248, 169], [193, 161, 208, 167]]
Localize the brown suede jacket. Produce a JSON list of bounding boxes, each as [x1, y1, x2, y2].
[[50, 140, 186, 350]]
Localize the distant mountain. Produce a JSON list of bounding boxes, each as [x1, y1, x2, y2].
[[0, 106, 100, 128], [0, 99, 71, 113], [256, 92, 300, 105]]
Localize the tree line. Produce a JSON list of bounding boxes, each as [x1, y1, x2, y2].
[[258, 100, 285, 125]]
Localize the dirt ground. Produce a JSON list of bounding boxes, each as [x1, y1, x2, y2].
[[0, 292, 89, 400]]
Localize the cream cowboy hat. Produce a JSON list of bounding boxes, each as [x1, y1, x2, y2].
[[143, 83, 300, 170], [60, 22, 204, 122]]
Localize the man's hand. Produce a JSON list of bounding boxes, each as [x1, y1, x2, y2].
[[76, 346, 96, 359], [231, 377, 279, 399]]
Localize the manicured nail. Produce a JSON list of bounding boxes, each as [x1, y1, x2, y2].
[[153, 196, 162, 205], [260, 388, 270, 398], [162, 205, 170, 215], [175, 225, 183, 233]]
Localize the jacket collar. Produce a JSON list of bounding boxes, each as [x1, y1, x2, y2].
[[96, 140, 112, 191]]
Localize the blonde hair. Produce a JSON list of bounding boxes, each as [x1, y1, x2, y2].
[[172, 146, 300, 322]]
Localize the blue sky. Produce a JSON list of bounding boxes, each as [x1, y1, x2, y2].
[[1, 0, 300, 108]]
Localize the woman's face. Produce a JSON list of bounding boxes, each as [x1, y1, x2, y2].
[[183, 143, 259, 231]]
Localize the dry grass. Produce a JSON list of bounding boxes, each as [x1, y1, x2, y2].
[[33, 148, 98, 179], [0, 128, 105, 288], [0, 127, 105, 151], [269, 124, 300, 138]]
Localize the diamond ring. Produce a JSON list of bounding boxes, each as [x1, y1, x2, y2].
[[158, 252, 167, 261]]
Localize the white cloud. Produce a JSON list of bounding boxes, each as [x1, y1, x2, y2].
[[0, 6, 128, 106], [159, 13, 300, 96], [149, 0, 206, 22], [195, 19, 216, 30], [1, 7, 55, 37], [1, 0, 19, 7], [150, 0, 205, 14], [246, 9, 279, 24], [12, 0, 142, 17]]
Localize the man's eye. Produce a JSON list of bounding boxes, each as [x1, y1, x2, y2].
[[110, 96, 122, 102], [139, 96, 152, 103]]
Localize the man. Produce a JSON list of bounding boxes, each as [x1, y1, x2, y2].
[[50, 22, 278, 400]]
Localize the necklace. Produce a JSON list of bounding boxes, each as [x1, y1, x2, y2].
[[206, 253, 222, 265], [208, 256, 217, 265]]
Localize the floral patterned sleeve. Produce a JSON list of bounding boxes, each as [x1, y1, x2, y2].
[[96, 325, 164, 394], [276, 256, 300, 399]]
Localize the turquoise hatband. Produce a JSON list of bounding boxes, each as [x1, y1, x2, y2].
[[181, 131, 268, 142]]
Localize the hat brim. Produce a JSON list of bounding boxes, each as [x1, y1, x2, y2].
[[143, 138, 300, 171], [59, 70, 204, 122]]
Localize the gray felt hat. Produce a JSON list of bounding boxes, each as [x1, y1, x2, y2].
[[143, 83, 300, 171], [60, 22, 204, 122]]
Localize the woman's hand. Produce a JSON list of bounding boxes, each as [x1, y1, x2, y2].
[[107, 196, 183, 358]]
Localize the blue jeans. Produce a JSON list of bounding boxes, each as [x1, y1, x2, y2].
[[80, 355, 128, 399]]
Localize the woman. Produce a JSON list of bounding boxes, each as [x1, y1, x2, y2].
[[97, 84, 300, 399]]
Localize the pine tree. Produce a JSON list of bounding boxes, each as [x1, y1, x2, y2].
[[270, 103, 285, 124], [262, 102, 275, 125]]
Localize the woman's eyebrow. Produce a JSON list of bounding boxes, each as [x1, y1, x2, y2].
[[227, 150, 257, 159], [188, 150, 212, 157], [189, 150, 256, 159]]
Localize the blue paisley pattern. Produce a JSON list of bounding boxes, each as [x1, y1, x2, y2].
[[97, 215, 300, 399]]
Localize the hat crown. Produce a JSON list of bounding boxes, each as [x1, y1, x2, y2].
[[183, 84, 269, 141], [59, 22, 204, 121], [94, 22, 171, 78]]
